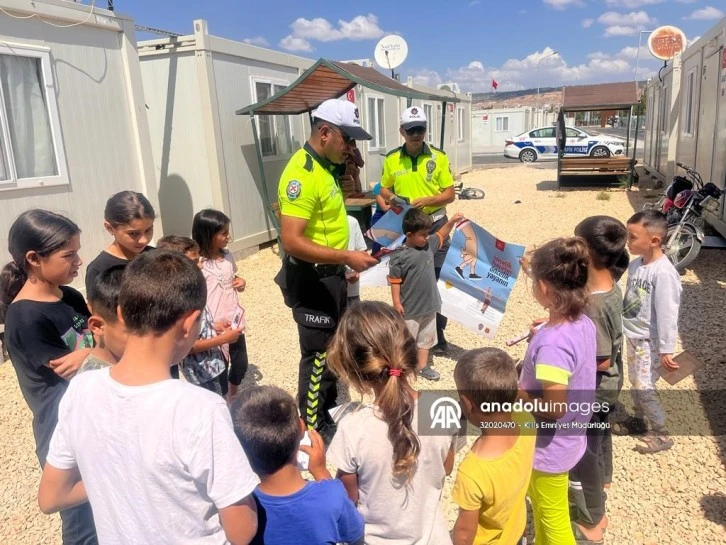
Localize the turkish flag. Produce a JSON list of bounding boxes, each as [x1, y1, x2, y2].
[[495, 239, 505, 251], [491, 79, 499, 90]]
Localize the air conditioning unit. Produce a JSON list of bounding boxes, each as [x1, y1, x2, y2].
[[341, 58, 373, 68], [438, 82, 461, 94]]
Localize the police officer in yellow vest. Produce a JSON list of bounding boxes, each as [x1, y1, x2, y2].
[[275, 99, 378, 442], [380, 106, 456, 352]]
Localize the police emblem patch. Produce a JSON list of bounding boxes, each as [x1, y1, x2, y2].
[[286, 180, 302, 200], [426, 159, 436, 181], [411, 107, 419, 115], [353, 108, 360, 124]]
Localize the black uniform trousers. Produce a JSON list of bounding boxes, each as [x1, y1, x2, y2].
[[430, 215, 451, 343], [275, 256, 347, 443]]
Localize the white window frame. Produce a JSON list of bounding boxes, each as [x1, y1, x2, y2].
[[366, 94, 386, 150], [683, 68, 696, 136], [423, 103, 434, 143], [495, 116, 510, 133], [250, 77, 295, 161], [457, 107, 465, 141], [0, 42, 69, 191]]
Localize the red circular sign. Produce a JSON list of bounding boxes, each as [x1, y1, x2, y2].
[[648, 26, 687, 61]]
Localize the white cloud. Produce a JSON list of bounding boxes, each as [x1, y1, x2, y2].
[[410, 69, 442, 88], [598, 10, 656, 26], [408, 46, 646, 93], [605, 0, 664, 7], [279, 35, 313, 52], [597, 10, 656, 37], [287, 14, 383, 42], [618, 45, 645, 59], [543, 0, 584, 9], [469, 0, 481, 5], [582, 18, 595, 28], [685, 6, 724, 20], [337, 15, 386, 40], [604, 25, 642, 36], [243, 36, 269, 47], [587, 51, 610, 60]]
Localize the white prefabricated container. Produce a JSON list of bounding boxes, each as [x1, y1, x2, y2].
[[643, 16, 726, 236], [0, 0, 157, 290]]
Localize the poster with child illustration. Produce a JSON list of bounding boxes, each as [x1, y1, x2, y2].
[[360, 203, 410, 287], [438, 219, 525, 338], [364, 202, 411, 250]]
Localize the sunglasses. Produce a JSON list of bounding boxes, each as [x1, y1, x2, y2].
[[322, 124, 354, 144], [405, 126, 426, 136]]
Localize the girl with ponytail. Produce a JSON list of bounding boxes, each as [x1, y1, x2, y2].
[[327, 301, 456, 545], [1, 210, 98, 544]]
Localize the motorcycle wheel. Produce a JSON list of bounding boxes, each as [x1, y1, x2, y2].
[[664, 223, 702, 272], [459, 188, 485, 200]]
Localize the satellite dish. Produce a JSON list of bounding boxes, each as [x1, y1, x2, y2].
[[374, 35, 408, 78]]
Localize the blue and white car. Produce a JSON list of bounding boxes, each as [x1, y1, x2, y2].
[[504, 126, 625, 163]]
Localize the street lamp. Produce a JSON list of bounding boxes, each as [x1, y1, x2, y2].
[[536, 51, 558, 126], [631, 30, 653, 151], [634, 30, 654, 84]]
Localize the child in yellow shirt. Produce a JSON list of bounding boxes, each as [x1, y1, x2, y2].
[[452, 348, 536, 545]]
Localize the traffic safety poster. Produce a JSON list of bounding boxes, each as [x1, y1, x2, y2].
[[438, 219, 525, 338]]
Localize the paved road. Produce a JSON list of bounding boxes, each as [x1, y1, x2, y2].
[[472, 153, 557, 169]]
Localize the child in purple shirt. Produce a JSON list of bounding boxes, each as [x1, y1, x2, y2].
[[518, 237, 597, 545]]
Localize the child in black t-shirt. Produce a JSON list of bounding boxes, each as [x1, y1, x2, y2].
[[85, 191, 155, 299], [0, 209, 98, 545]]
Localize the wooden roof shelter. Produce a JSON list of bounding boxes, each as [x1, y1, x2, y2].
[[561, 81, 639, 112], [236, 58, 460, 116]]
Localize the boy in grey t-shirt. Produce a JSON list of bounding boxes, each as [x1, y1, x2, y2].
[[388, 208, 462, 381], [620, 210, 681, 453]]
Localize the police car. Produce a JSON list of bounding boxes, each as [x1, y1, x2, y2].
[[504, 126, 625, 163]]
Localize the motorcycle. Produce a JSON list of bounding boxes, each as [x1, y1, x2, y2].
[[645, 163, 725, 272]]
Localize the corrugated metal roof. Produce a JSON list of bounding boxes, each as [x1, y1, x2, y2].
[[562, 81, 639, 112], [236, 58, 460, 116]]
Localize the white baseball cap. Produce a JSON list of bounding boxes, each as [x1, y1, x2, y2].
[[312, 99, 372, 141], [400, 106, 427, 130]]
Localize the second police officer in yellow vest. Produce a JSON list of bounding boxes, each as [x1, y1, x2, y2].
[[379, 106, 456, 361]]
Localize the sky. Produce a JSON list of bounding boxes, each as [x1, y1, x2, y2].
[[117, 0, 725, 93]]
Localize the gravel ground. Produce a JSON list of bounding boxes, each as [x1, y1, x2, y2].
[[1, 166, 724, 544]]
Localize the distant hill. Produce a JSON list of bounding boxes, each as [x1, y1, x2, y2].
[[472, 87, 560, 103], [472, 82, 646, 110], [473, 88, 563, 110]]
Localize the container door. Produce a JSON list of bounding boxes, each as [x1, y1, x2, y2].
[[696, 50, 720, 182]]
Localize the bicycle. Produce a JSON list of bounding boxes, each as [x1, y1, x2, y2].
[[454, 181, 485, 200]]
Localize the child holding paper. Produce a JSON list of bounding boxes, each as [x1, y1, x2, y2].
[[388, 208, 463, 381]]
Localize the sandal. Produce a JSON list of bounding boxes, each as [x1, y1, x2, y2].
[[611, 415, 647, 436], [572, 522, 604, 545], [634, 431, 673, 454]]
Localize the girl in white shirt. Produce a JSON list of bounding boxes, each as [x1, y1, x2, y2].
[[327, 301, 456, 545]]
